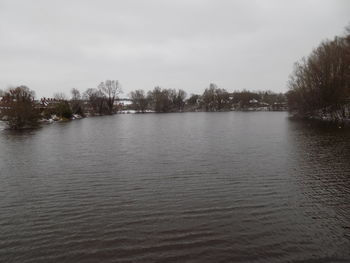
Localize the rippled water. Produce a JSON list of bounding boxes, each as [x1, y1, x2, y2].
[[0, 112, 349, 262]]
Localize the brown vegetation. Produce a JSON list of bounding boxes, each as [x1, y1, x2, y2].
[[0, 86, 40, 129], [286, 25, 350, 122]]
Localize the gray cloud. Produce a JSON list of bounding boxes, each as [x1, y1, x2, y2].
[[0, 0, 349, 97]]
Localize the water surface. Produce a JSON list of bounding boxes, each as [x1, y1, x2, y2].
[[0, 112, 349, 262]]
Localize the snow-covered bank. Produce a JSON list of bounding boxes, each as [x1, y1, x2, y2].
[[118, 110, 155, 114], [290, 106, 350, 126]]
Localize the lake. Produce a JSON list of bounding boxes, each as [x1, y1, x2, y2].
[[0, 112, 349, 262]]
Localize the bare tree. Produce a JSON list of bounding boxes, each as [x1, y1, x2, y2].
[[70, 88, 84, 116], [0, 86, 40, 129], [287, 25, 350, 121], [98, 80, 122, 114], [187, 94, 200, 107], [201, 83, 231, 111], [71, 88, 81, 100], [176, 89, 187, 111], [147, 87, 173, 112], [53, 92, 67, 101], [83, 88, 107, 115], [130, 89, 148, 113], [146, 87, 188, 112], [171, 89, 187, 111]]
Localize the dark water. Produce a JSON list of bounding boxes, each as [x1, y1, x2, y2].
[[0, 112, 350, 263]]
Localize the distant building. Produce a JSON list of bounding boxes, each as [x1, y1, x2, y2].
[[270, 102, 288, 111], [35, 97, 62, 110], [249, 99, 259, 104], [115, 98, 132, 110], [114, 98, 132, 105]]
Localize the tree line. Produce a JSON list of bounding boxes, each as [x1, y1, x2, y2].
[[130, 84, 286, 113], [286, 25, 350, 121], [0, 80, 121, 129], [1, 79, 288, 129], [2, 24, 350, 129]]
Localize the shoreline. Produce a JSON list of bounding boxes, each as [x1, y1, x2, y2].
[[289, 112, 350, 127]]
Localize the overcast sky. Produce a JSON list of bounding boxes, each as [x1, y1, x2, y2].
[[0, 0, 349, 98]]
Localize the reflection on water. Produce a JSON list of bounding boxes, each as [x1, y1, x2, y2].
[[0, 112, 349, 262]]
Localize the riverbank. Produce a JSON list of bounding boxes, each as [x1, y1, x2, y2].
[[289, 108, 350, 127]]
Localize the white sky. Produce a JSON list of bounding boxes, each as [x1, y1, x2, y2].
[[0, 0, 349, 98]]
